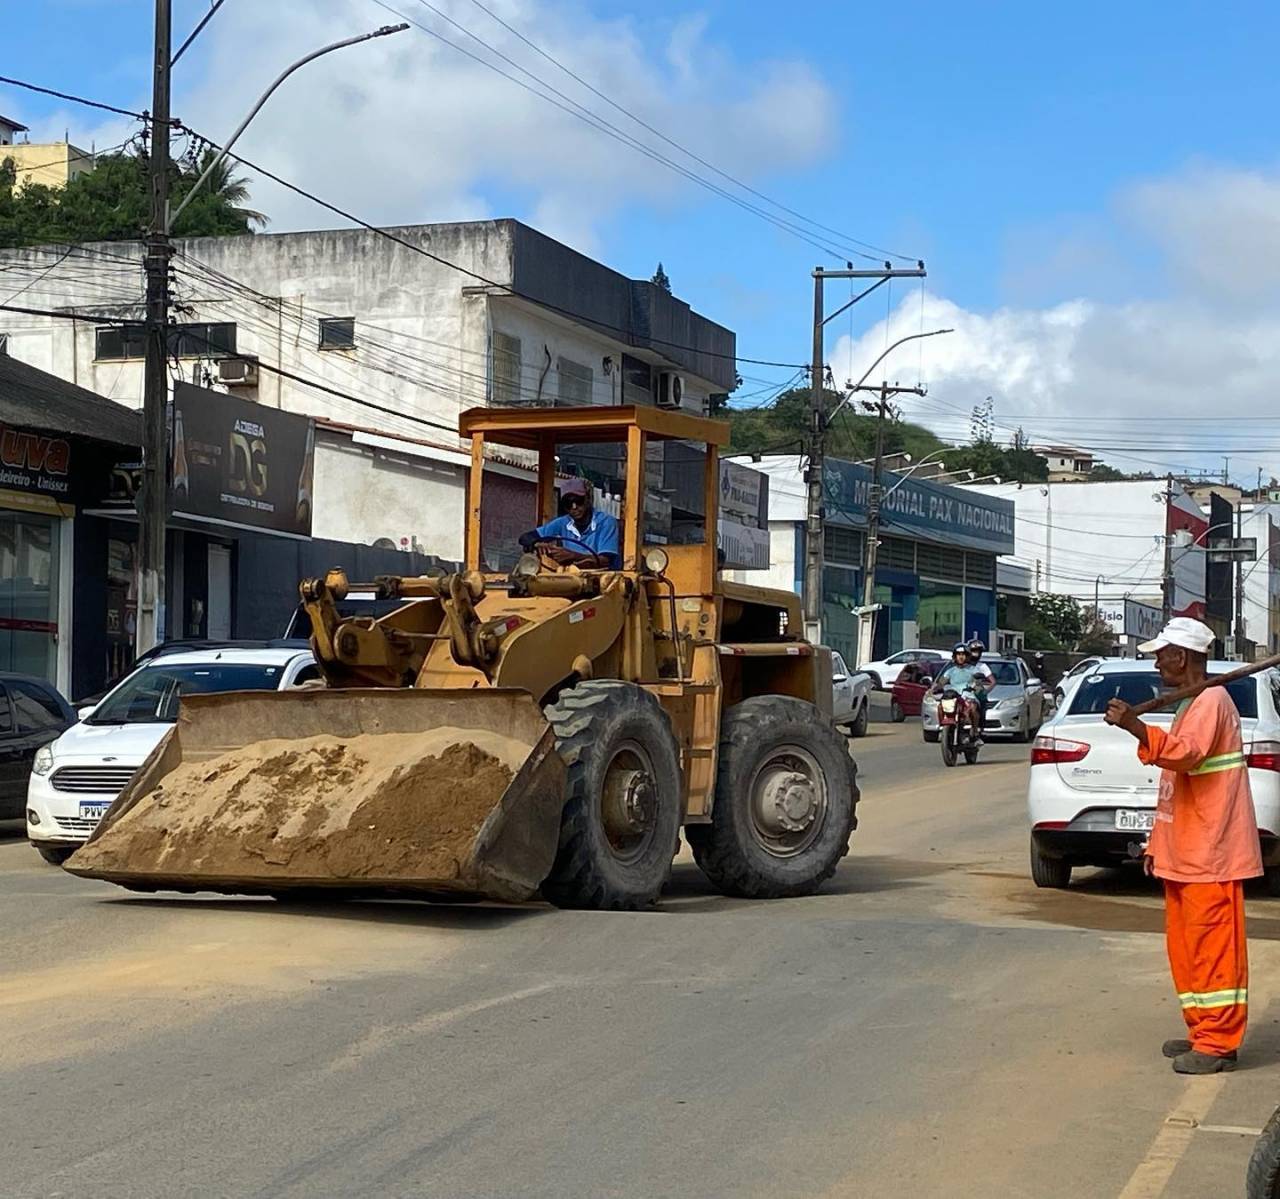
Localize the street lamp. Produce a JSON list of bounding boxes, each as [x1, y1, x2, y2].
[[882, 449, 949, 497], [168, 23, 409, 230]]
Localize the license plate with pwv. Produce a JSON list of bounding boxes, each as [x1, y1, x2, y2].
[[79, 801, 111, 823], [1115, 809, 1155, 832]]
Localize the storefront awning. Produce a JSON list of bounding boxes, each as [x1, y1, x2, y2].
[[0, 354, 140, 447]]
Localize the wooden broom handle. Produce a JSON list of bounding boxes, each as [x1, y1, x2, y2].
[[1127, 651, 1280, 717]]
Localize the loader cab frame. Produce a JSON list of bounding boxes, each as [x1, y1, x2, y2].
[[459, 403, 724, 596]]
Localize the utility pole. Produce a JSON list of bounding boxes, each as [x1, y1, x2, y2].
[[801, 262, 928, 648], [1161, 473, 1174, 622], [1235, 495, 1246, 659], [852, 381, 926, 667], [137, 0, 172, 655], [803, 268, 826, 644]]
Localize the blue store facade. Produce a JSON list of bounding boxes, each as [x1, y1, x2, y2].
[[817, 459, 1016, 664]]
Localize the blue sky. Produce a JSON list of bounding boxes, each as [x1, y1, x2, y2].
[[7, 1, 1280, 478]]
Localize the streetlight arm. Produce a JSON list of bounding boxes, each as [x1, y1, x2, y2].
[[882, 449, 949, 499], [828, 328, 954, 424], [168, 23, 408, 229]]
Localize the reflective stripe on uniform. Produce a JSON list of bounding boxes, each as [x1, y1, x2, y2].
[[1190, 751, 1247, 776], [1178, 987, 1248, 1009]]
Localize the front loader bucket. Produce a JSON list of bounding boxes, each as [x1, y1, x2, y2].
[[65, 689, 567, 903]]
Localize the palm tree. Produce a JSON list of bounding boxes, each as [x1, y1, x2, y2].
[[184, 148, 268, 230]]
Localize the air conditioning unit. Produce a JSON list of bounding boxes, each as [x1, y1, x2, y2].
[[218, 357, 259, 387], [655, 371, 684, 409]]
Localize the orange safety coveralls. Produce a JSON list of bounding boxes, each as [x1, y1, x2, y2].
[[1139, 687, 1263, 1057]]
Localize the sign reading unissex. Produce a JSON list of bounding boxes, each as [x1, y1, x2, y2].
[[172, 383, 314, 537], [823, 458, 1015, 555]]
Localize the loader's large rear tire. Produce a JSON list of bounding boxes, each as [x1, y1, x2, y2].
[[542, 681, 682, 911], [687, 697, 858, 899]]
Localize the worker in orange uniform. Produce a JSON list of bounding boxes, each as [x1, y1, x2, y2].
[[1105, 617, 1262, 1074]]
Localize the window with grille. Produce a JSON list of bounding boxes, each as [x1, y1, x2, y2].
[[965, 552, 995, 587], [318, 317, 356, 350], [826, 526, 862, 565], [98, 322, 238, 361], [917, 543, 966, 582], [491, 331, 522, 405], [557, 357, 593, 406], [880, 536, 916, 572]]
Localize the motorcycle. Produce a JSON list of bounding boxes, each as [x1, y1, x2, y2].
[[937, 687, 982, 766]]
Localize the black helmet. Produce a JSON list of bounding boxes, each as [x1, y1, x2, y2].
[[952, 642, 968, 658], [966, 638, 985, 657]]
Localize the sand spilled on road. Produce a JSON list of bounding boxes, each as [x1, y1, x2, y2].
[[71, 728, 526, 883]]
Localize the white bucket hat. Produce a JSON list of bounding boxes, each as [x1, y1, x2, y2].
[[1138, 616, 1216, 656]]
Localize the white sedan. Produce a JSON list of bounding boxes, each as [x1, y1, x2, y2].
[[1027, 658, 1280, 890], [26, 645, 320, 864], [858, 649, 943, 691]]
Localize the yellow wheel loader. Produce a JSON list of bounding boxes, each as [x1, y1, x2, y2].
[[69, 405, 858, 910]]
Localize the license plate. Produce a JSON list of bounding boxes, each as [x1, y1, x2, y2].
[[1115, 808, 1155, 832], [78, 801, 111, 824]]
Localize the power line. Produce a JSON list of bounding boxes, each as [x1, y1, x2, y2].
[[183, 128, 802, 370], [371, 0, 870, 264], [0, 75, 162, 124], [458, 0, 915, 264]]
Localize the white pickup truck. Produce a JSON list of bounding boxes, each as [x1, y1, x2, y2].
[[831, 651, 872, 738]]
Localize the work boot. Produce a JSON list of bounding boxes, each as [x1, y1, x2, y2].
[[1171, 1049, 1237, 1074], [1161, 1039, 1192, 1059]]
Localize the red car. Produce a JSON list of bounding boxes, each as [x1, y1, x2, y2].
[[890, 657, 947, 722]]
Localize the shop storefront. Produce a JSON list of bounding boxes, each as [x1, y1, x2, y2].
[[0, 356, 138, 696], [820, 459, 1016, 665]]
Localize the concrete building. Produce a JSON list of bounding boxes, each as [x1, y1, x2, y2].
[[0, 117, 94, 190], [968, 479, 1208, 638], [1031, 444, 1098, 483], [725, 455, 1015, 666], [0, 220, 736, 562]]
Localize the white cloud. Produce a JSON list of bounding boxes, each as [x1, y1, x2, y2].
[[152, 0, 837, 253], [830, 160, 1280, 476]]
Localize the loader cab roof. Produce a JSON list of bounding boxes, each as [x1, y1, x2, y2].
[[458, 404, 729, 449]]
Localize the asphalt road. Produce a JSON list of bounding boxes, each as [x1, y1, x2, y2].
[[4, 698, 1280, 1198]]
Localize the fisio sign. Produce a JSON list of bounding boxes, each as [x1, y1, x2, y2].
[[0, 423, 72, 499]]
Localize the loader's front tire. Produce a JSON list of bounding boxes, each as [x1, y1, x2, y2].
[[687, 697, 858, 899], [542, 681, 683, 911]]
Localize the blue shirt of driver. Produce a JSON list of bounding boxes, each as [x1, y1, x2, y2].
[[533, 510, 620, 568]]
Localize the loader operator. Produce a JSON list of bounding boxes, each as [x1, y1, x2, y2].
[[519, 477, 620, 569], [1104, 617, 1262, 1074]]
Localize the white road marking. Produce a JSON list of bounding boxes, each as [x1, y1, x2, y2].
[[1117, 1075, 1227, 1198], [1197, 1123, 1263, 1136], [326, 981, 559, 1073]]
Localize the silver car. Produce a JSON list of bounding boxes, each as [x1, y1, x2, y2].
[[922, 656, 1047, 744]]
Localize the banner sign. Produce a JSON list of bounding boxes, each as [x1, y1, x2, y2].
[[718, 518, 770, 570], [0, 421, 73, 509], [172, 383, 314, 537], [823, 459, 1016, 555], [720, 460, 765, 527]]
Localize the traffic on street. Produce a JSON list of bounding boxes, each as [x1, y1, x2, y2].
[[4, 694, 1278, 1199]]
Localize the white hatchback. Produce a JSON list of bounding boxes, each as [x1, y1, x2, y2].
[[27, 646, 319, 864], [1027, 659, 1280, 890]]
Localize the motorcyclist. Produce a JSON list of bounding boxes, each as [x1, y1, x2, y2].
[[931, 643, 987, 740], [966, 639, 995, 733]]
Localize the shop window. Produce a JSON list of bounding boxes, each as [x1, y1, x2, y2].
[[318, 317, 356, 351], [826, 526, 862, 566], [917, 543, 965, 583], [880, 537, 916, 572], [557, 357, 593, 406], [491, 331, 522, 405], [965, 552, 995, 587], [0, 510, 59, 681], [10, 680, 64, 734], [917, 578, 963, 649]]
